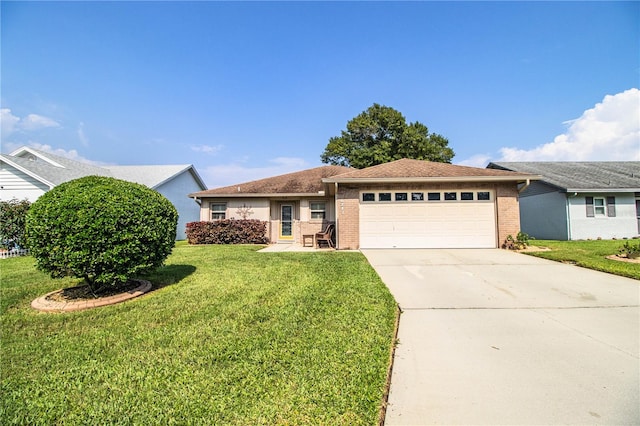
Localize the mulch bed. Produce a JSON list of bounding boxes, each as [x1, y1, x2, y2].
[[46, 280, 143, 302], [606, 255, 640, 264]]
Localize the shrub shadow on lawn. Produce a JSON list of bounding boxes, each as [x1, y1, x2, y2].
[[142, 264, 196, 291]]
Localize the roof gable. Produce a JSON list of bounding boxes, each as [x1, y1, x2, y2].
[[488, 162, 640, 191], [190, 165, 352, 197], [107, 165, 206, 190]]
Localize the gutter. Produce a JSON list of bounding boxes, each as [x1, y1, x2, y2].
[[518, 178, 531, 193]]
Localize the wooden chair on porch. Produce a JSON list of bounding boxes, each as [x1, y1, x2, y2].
[[315, 223, 335, 248]]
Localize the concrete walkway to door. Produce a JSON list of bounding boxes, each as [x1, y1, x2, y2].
[[362, 249, 640, 425]]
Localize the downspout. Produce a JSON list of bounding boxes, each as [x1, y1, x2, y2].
[[191, 196, 202, 221], [566, 192, 578, 240], [518, 179, 531, 193]]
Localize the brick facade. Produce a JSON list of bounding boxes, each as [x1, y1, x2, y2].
[[336, 181, 522, 250], [495, 183, 521, 246]]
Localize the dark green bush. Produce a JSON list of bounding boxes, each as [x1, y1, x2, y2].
[[25, 176, 178, 290], [0, 198, 31, 249], [186, 220, 269, 245]]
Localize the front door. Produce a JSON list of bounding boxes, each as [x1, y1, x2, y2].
[[280, 204, 293, 240], [636, 199, 640, 233]]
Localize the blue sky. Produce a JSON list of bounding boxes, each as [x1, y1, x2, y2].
[[2, 1, 638, 188]]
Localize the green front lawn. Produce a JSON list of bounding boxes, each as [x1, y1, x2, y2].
[[1, 243, 398, 425], [524, 239, 640, 280]]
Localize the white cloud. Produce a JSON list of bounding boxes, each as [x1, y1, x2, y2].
[[202, 157, 310, 188], [1, 109, 20, 137], [499, 88, 640, 161], [0, 108, 61, 138], [191, 144, 224, 154], [20, 113, 61, 131]]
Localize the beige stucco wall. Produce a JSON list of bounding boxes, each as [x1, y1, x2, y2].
[[197, 197, 334, 245]]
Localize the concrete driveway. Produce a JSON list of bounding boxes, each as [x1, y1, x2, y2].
[[362, 249, 639, 425]]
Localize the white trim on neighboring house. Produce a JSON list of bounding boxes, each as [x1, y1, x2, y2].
[[152, 165, 207, 191], [0, 156, 55, 189]]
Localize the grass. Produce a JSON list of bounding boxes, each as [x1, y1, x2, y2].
[[524, 239, 640, 280], [1, 242, 398, 425]]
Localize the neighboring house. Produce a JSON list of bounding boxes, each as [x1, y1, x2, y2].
[[0, 146, 207, 240], [488, 162, 640, 240], [189, 159, 538, 249]]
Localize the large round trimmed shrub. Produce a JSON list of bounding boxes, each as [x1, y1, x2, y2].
[[26, 176, 178, 290]]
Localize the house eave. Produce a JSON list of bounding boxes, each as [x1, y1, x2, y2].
[[189, 192, 328, 199], [322, 175, 541, 184], [562, 188, 640, 193]]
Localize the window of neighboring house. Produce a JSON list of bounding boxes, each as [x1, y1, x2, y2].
[[411, 192, 424, 201], [428, 192, 441, 201], [395, 192, 408, 201], [211, 203, 226, 220], [362, 193, 375, 202], [461, 192, 474, 201], [444, 192, 457, 201], [477, 191, 490, 201], [379, 193, 392, 201], [586, 196, 617, 217], [310, 202, 326, 220], [594, 198, 606, 216]]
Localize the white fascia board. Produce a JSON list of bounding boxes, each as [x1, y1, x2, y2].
[[190, 192, 325, 199], [564, 188, 640, 193], [151, 166, 208, 191]]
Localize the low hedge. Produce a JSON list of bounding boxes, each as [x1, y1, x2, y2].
[[186, 220, 269, 245]]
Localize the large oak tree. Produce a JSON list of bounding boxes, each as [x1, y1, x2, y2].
[[321, 103, 454, 168]]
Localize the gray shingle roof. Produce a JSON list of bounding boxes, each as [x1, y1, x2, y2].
[[3, 146, 206, 190], [488, 162, 640, 191]]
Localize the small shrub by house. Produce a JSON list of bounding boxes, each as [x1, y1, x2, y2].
[[0, 198, 31, 250], [186, 220, 269, 245], [25, 176, 178, 291]]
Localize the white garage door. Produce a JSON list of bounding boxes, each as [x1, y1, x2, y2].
[[359, 190, 496, 248]]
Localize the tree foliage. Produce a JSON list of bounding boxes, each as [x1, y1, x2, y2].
[[321, 103, 454, 168], [25, 176, 178, 290], [0, 198, 31, 249]]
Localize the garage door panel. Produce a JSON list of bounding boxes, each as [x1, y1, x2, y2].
[[359, 196, 496, 249]]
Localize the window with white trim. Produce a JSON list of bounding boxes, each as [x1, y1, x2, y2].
[[594, 198, 605, 216], [211, 203, 226, 220], [310, 202, 326, 220]]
